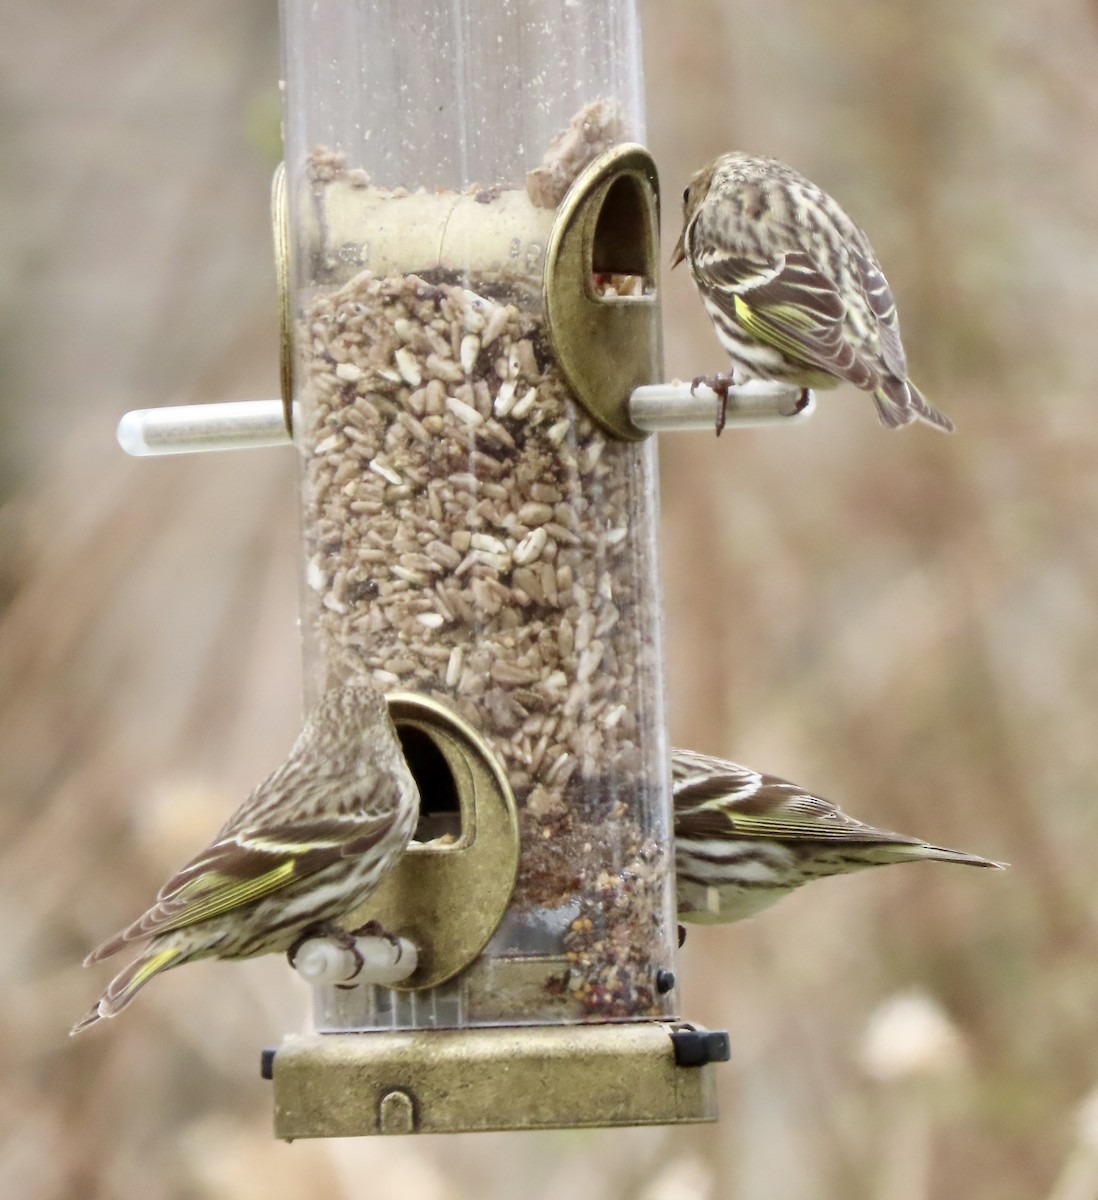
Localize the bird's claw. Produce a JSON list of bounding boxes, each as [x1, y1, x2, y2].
[[328, 919, 404, 989], [350, 917, 403, 954], [287, 921, 366, 983], [690, 373, 735, 436]]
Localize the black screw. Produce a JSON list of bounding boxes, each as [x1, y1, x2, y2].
[[655, 969, 676, 994]]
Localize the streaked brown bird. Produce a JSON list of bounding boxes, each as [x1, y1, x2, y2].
[[673, 748, 1003, 924], [72, 682, 419, 1033], [672, 152, 955, 435]]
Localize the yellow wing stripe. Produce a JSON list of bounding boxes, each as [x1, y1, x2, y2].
[[734, 295, 815, 361], [696, 805, 896, 844], [762, 301, 820, 331], [163, 861, 299, 930], [129, 946, 183, 990]]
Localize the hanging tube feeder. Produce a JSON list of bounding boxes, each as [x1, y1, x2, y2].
[[113, 0, 819, 1139], [266, 0, 715, 1137]]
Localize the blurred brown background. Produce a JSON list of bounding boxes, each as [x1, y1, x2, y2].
[[5, 0, 1097, 1197]]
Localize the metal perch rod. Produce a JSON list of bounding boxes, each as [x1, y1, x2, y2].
[[628, 381, 814, 431], [116, 382, 814, 457]]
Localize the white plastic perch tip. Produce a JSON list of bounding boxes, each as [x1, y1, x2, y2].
[[116, 400, 289, 456], [628, 380, 815, 432], [291, 934, 418, 988]]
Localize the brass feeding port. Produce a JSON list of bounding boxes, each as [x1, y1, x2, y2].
[[327, 692, 521, 1002], [265, 131, 729, 1136]]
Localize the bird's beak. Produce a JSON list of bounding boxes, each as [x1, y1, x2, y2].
[[670, 232, 685, 268]]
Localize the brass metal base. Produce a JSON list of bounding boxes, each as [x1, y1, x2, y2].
[[268, 1021, 726, 1138]]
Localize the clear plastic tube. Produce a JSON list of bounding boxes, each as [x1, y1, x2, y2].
[[280, 0, 644, 196], [281, 0, 674, 1030]]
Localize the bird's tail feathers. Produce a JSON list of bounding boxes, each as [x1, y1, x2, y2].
[[905, 379, 956, 433], [872, 381, 915, 428], [873, 378, 955, 433], [70, 944, 186, 1035], [889, 841, 1007, 870]]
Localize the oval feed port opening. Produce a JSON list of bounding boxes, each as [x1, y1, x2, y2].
[[396, 723, 462, 845], [591, 171, 653, 295]]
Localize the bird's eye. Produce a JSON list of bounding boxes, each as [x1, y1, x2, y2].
[[682, 186, 690, 205]]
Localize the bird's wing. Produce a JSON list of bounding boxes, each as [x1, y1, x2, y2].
[[85, 808, 401, 963], [671, 748, 763, 802], [693, 794, 911, 844], [675, 787, 910, 844], [693, 246, 881, 390], [852, 244, 907, 378], [671, 749, 908, 845]]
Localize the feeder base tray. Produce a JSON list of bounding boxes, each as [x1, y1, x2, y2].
[[266, 1020, 728, 1138]]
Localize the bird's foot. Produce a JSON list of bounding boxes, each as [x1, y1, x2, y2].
[[350, 918, 403, 954], [287, 921, 365, 982], [338, 919, 405, 990], [690, 373, 735, 436]]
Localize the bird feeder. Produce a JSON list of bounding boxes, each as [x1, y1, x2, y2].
[[117, 0, 812, 1140], [264, 0, 720, 1138]]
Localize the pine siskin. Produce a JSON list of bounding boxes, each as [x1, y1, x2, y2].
[[72, 683, 419, 1034], [673, 748, 1003, 924], [671, 152, 954, 435]]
